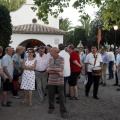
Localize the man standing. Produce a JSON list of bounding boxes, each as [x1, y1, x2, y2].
[[58, 44, 70, 98], [67, 44, 81, 100], [107, 48, 115, 79], [100, 48, 109, 86], [47, 47, 67, 118], [114, 48, 120, 86], [85, 44, 103, 99], [1, 47, 14, 107], [35, 46, 49, 103]]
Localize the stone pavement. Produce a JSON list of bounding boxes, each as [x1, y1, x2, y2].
[[0, 75, 120, 120]]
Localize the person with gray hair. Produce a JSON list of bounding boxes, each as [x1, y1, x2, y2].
[[47, 47, 67, 118], [1, 47, 14, 107], [35, 46, 49, 103]]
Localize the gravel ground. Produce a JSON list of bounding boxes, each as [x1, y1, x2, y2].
[[0, 75, 120, 120]]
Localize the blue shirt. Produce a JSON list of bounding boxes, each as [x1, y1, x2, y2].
[[101, 53, 109, 64], [81, 54, 87, 63], [116, 53, 120, 66]]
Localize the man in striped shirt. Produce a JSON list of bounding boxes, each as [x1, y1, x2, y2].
[[47, 47, 67, 118]]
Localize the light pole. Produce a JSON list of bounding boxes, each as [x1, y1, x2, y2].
[[113, 25, 118, 57]]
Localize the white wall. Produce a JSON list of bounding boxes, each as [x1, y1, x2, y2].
[[10, 34, 63, 49], [10, 1, 59, 29]]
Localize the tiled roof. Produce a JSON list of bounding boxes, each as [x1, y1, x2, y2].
[[12, 24, 66, 35]]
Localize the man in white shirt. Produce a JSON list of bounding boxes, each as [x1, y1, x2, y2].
[[58, 44, 70, 98], [85, 44, 103, 100], [1, 47, 14, 107], [107, 48, 115, 79], [35, 46, 49, 103]]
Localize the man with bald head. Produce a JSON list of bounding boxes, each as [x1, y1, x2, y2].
[[47, 47, 67, 118]]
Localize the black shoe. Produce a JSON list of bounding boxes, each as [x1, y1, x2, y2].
[[99, 82, 103, 85], [85, 92, 88, 97], [66, 94, 72, 97], [44, 93, 47, 96], [103, 83, 106, 86], [2, 103, 11, 107], [56, 97, 59, 100], [116, 88, 120, 91], [112, 83, 118, 86], [93, 96, 99, 100], [56, 100, 59, 104]]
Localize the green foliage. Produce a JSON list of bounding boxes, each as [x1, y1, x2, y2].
[[0, 0, 25, 12], [0, 4, 12, 48], [64, 27, 87, 48], [100, 0, 120, 30], [78, 17, 93, 36], [33, 0, 120, 30], [59, 18, 72, 31], [32, 0, 101, 24]]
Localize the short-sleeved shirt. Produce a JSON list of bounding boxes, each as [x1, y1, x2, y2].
[[1, 54, 13, 79], [59, 50, 70, 77], [85, 52, 102, 72], [70, 50, 81, 72], [12, 53, 23, 75]]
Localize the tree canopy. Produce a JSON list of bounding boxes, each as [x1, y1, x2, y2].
[[0, 4, 12, 48], [0, 0, 25, 12], [32, 0, 120, 30]]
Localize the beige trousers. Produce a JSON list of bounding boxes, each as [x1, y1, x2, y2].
[[101, 64, 107, 84]]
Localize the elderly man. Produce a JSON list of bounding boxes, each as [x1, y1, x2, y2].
[[1, 47, 14, 107], [100, 48, 109, 86], [35, 46, 49, 103], [47, 47, 67, 118]]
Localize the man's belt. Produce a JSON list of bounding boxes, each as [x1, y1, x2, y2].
[[35, 70, 46, 73]]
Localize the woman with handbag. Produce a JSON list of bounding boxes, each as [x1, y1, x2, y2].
[[20, 48, 37, 107]]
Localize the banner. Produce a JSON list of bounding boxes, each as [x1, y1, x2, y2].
[[97, 28, 101, 45]]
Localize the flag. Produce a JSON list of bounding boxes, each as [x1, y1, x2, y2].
[[97, 28, 101, 45]]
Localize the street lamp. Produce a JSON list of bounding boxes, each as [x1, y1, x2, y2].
[[113, 25, 118, 57]]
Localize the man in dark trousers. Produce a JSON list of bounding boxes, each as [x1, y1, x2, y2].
[[85, 44, 103, 99]]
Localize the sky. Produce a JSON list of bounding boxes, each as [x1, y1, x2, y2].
[[60, 1, 99, 27]]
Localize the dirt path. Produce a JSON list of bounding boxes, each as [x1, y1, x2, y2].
[[0, 75, 120, 120]]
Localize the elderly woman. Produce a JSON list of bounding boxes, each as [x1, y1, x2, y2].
[[12, 46, 24, 98]]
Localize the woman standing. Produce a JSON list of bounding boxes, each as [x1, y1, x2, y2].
[[20, 48, 37, 107]]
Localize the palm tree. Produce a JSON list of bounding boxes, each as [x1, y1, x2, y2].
[[59, 18, 73, 31], [78, 17, 93, 36]]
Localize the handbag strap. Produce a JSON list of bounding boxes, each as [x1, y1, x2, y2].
[[93, 53, 98, 66]]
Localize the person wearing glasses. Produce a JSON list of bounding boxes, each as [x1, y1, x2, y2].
[[20, 48, 37, 107]]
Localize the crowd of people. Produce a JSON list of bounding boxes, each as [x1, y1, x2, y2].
[[0, 43, 119, 118]]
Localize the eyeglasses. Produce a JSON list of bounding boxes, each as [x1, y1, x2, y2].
[[28, 52, 33, 53]]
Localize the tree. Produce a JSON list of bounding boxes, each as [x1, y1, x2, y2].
[[0, 0, 25, 12], [78, 17, 93, 36], [32, 0, 120, 30], [100, 0, 120, 30], [0, 5, 12, 48], [59, 18, 72, 31], [32, 0, 101, 24]]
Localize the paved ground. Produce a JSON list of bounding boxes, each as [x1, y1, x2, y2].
[[0, 75, 120, 120]]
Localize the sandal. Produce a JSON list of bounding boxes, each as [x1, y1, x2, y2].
[[29, 102, 32, 107], [74, 97, 79, 100]]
